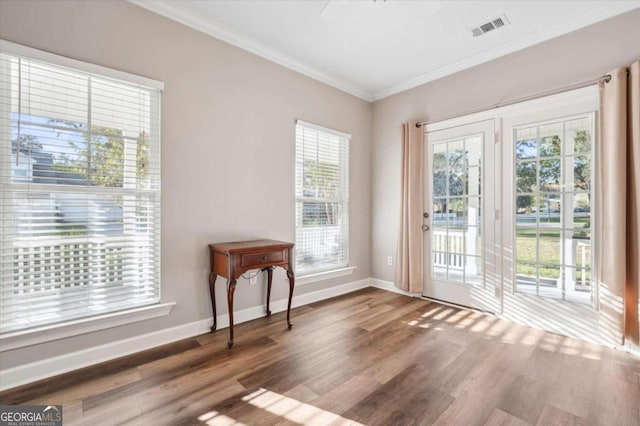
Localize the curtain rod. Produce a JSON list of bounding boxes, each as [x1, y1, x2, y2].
[[415, 74, 611, 128]]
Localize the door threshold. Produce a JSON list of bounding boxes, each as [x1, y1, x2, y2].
[[420, 295, 495, 316]]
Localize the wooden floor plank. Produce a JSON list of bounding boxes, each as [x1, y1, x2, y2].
[[1, 288, 639, 426], [308, 374, 380, 416], [535, 404, 588, 426], [0, 338, 201, 405], [484, 408, 532, 426]]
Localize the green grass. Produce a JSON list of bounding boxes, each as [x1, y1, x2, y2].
[[515, 217, 590, 279]]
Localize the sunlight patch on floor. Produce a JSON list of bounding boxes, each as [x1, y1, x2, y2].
[[198, 411, 247, 426], [242, 388, 364, 425], [433, 307, 456, 320]]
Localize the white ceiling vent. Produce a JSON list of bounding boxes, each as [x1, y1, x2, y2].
[[470, 14, 510, 37]]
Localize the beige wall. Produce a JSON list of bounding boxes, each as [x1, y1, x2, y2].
[[0, 0, 372, 369], [371, 9, 640, 283]]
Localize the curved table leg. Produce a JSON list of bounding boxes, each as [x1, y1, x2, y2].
[[227, 279, 237, 348], [208, 272, 217, 332], [286, 270, 295, 329], [266, 267, 273, 316]]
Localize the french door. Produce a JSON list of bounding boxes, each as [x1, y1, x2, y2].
[[423, 120, 499, 313], [501, 104, 601, 343], [422, 86, 607, 345]]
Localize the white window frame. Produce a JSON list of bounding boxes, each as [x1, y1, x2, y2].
[[0, 40, 172, 350], [294, 120, 351, 281]]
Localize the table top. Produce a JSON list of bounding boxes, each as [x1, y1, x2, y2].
[[209, 239, 294, 255]]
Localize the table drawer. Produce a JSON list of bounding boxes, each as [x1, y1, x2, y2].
[[241, 250, 285, 268]]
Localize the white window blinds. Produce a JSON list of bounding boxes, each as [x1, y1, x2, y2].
[[295, 120, 349, 275], [0, 42, 162, 334]]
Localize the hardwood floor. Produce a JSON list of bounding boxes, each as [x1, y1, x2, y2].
[[1, 288, 639, 425]]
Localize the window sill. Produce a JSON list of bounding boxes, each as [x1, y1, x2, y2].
[[0, 302, 175, 352], [297, 266, 357, 286]]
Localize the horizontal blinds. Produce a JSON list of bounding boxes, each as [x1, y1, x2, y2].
[[295, 122, 349, 274], [0, 49, 161, 333]]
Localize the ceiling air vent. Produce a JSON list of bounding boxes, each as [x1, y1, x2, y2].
[[470, 14, 509, 37], [492, 17, 505, 28]]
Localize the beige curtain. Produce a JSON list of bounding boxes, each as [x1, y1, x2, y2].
[[395, 122, 424, 293], [598, 60, 640, 345]]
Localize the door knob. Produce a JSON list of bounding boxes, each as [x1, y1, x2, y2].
[[422, 224, 430, 231]]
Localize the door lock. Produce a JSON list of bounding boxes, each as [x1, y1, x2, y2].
[[422, 224, 430, 231], [423, 212, 429, 218]]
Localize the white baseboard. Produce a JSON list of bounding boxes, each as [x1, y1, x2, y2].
[[369, 278, 421, 298], [0, 278, 371, 391]]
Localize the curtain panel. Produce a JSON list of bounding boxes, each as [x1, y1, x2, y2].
[[597, 60, 640, 345], [395, 122, 424, 293]]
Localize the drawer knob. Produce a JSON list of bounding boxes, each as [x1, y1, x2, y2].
[[262, 256, 268, 260]]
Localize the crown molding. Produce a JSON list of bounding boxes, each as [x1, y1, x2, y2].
[[370, 2, 640, 101], [127, 0, 373, 101]]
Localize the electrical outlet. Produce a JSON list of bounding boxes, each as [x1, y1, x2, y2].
[[387, 256, 393, 266], [250, 273, 257, 285]]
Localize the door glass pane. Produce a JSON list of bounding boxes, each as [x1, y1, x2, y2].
[[449, 170, 466, 196], [538, 195, 561, 226], [516, 195, 536, 224], [516, 261, 537, 295], [433, 197, 447, 219], [516, 161, 536, 193], [430, 134, 483, 285], [450, 198, 467, 225], [568, 118, 592, 154], [572, 194, 591, 230], [466, 136, 482, 167], [540, 159, 562, 192], [515, 228, 537, 262], [514, 115, 593, 304], [433, 142, 447, 169], [540, 136, 561, 157], [573, 156, 591, 191], [515, 128, 537, 159], [433, 171, 447, 196], [448, 139, 466, 168], [467, 196, 481, 227]]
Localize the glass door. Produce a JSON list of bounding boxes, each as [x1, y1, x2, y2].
[[501, 103, 602, 343], [424, 120, 499, 313], [423, 86, 608, 346], [512, 115, 595, 304]]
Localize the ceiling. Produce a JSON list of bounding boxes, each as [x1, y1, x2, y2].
[[130, 1, 640, 101]]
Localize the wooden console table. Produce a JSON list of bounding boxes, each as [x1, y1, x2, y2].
[[208, 239, 295, 348]]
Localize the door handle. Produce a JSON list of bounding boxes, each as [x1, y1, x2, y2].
[[422, 224, 430, 231]]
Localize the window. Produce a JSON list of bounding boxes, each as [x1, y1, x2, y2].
[[514, 114, 594, 304], [295, 120, 349, 275], [0, 42, 162, 334]]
